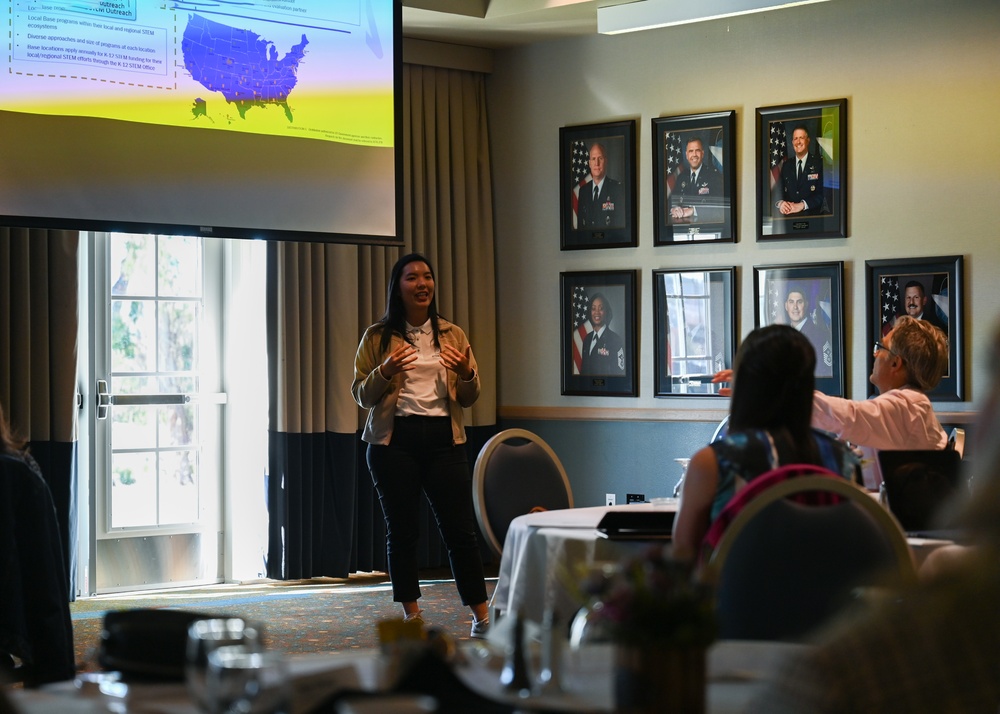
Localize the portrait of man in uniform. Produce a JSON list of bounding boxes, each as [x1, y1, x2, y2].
[[757, 99, 846, 241], [560, 121, 637, 250]]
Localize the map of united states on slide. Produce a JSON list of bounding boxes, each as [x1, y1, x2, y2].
[[181, 14, 309, 122]]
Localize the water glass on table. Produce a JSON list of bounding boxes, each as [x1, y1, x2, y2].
[[186, 617, 263, 712], [205, 645, 290, 714]]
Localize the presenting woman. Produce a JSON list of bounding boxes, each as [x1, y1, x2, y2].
[[352, 253, 490, 638]]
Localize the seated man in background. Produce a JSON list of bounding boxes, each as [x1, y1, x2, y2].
[[671, 324, 860, 563], [712, 315, 947, 490], [811, 315, 948, 490], [745, 323, 1000, 714]]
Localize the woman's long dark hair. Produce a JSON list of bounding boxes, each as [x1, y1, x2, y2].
[[377, 252, 442, 353], [728, 324, 818, 463]]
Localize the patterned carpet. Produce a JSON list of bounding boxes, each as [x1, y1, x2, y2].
[[70, 568, 498, 673]]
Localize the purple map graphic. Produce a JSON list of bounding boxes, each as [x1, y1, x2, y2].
[[182, 14, 308, 121]]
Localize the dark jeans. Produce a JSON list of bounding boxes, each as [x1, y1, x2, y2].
[[367, 416, 488, 606]]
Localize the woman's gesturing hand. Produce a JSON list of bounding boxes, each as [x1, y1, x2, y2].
[[380, 343, 417, 379], [440, 344, 474, 381]]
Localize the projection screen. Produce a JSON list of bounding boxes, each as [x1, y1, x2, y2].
[[0, 0, 402, 244]]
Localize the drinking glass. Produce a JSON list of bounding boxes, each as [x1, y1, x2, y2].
[[205, 646, 290, 714], [672, 458, 691, 498], [186, 618, 262, 712]]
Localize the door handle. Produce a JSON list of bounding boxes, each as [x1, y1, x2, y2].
[[96, 379, 111, 420], [94, 381, 227, 418]]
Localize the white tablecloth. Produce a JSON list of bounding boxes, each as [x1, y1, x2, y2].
[[490, 503, 677, 626], [490, 502, 951, 627]]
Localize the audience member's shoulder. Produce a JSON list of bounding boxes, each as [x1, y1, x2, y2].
[[0, 450, 45, 484]]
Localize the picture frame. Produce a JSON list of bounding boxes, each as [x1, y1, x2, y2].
[[561, 270, 638, 396], [865, 256, 963, 402], [753, 261, 845, 396], [651, 111, 736, 246], [559, 120, 638, 250], [652, 267, 737, 397], [755, 98, 847, 241]]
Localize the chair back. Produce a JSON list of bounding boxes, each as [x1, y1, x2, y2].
[[877, 448, 965, 533], [710, 414, 730, 443], [472, 429, 572, 557], [700, 463, 845, 565], [702, 475, 915, 642], [947, 427, 966, 459]]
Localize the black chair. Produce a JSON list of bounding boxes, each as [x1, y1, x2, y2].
[[701, 475, 915, 642], [0, 455, 76, 687], [710, 414, 730, 443], [878, 448, 965, 534], [947, 427, 966, 459], [472, 429, 572, 558]]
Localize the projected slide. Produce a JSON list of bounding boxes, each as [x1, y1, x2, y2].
[[3, 0, 394, 146]]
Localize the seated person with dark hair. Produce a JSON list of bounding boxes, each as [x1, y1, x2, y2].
[[671, 324, 860, 563], [0, 403, 76, 687]]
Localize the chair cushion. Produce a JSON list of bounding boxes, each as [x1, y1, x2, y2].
[[482, 440, 571, 547], [714, 497, 896, 641]]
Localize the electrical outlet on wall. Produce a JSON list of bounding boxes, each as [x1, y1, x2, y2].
[[626, 493, 646, 503], [606, 493, 616, 506]]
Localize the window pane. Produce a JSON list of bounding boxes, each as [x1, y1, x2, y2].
[[678, 272, 709, 296], [159, 375, 197, 394], [112, 405, 157, 450], [159, 236, 202, 298], [112, 299, 155, 372], [111, 452, 157, 528], [160, 405, 196, 448], [158, 301, 198, 372], [159, 451, 199, 525], [111, 234, 155, 297], [683, 300, 708, 357], [113, 376, 156, 395], [662, 272, 681, 294]]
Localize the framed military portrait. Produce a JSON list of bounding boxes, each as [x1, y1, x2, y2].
[[560, 270, 638, 396], [756, 99, 847, 241], [559, 120, 638, 251], [753, 262, 845, 396], [865, 256, 963, 402], [652, 267, 736, 397], [652, 111, 736, 246]]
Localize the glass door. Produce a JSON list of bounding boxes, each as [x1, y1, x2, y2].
[[91, 233, 225, 592]]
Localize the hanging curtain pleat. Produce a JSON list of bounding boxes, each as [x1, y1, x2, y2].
[[0, 227, 80, 598], [265, 63, 498, 579]]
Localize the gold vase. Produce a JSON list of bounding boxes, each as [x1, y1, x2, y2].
[[613, 643, 706, 714]]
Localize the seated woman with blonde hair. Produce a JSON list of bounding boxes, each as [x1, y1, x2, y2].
[[671, 324, 860, 563]]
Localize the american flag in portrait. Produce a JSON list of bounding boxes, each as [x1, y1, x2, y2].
[[570, 140, 592, 230], [571, 285, 592, 375], [767, 279, 785, 325], [664, 131, 683, 198], [880, 274, 901, 337], [769, 121, 787, 190]]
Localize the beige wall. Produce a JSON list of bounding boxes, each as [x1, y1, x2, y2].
[[487, 0, 1000, 415]]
